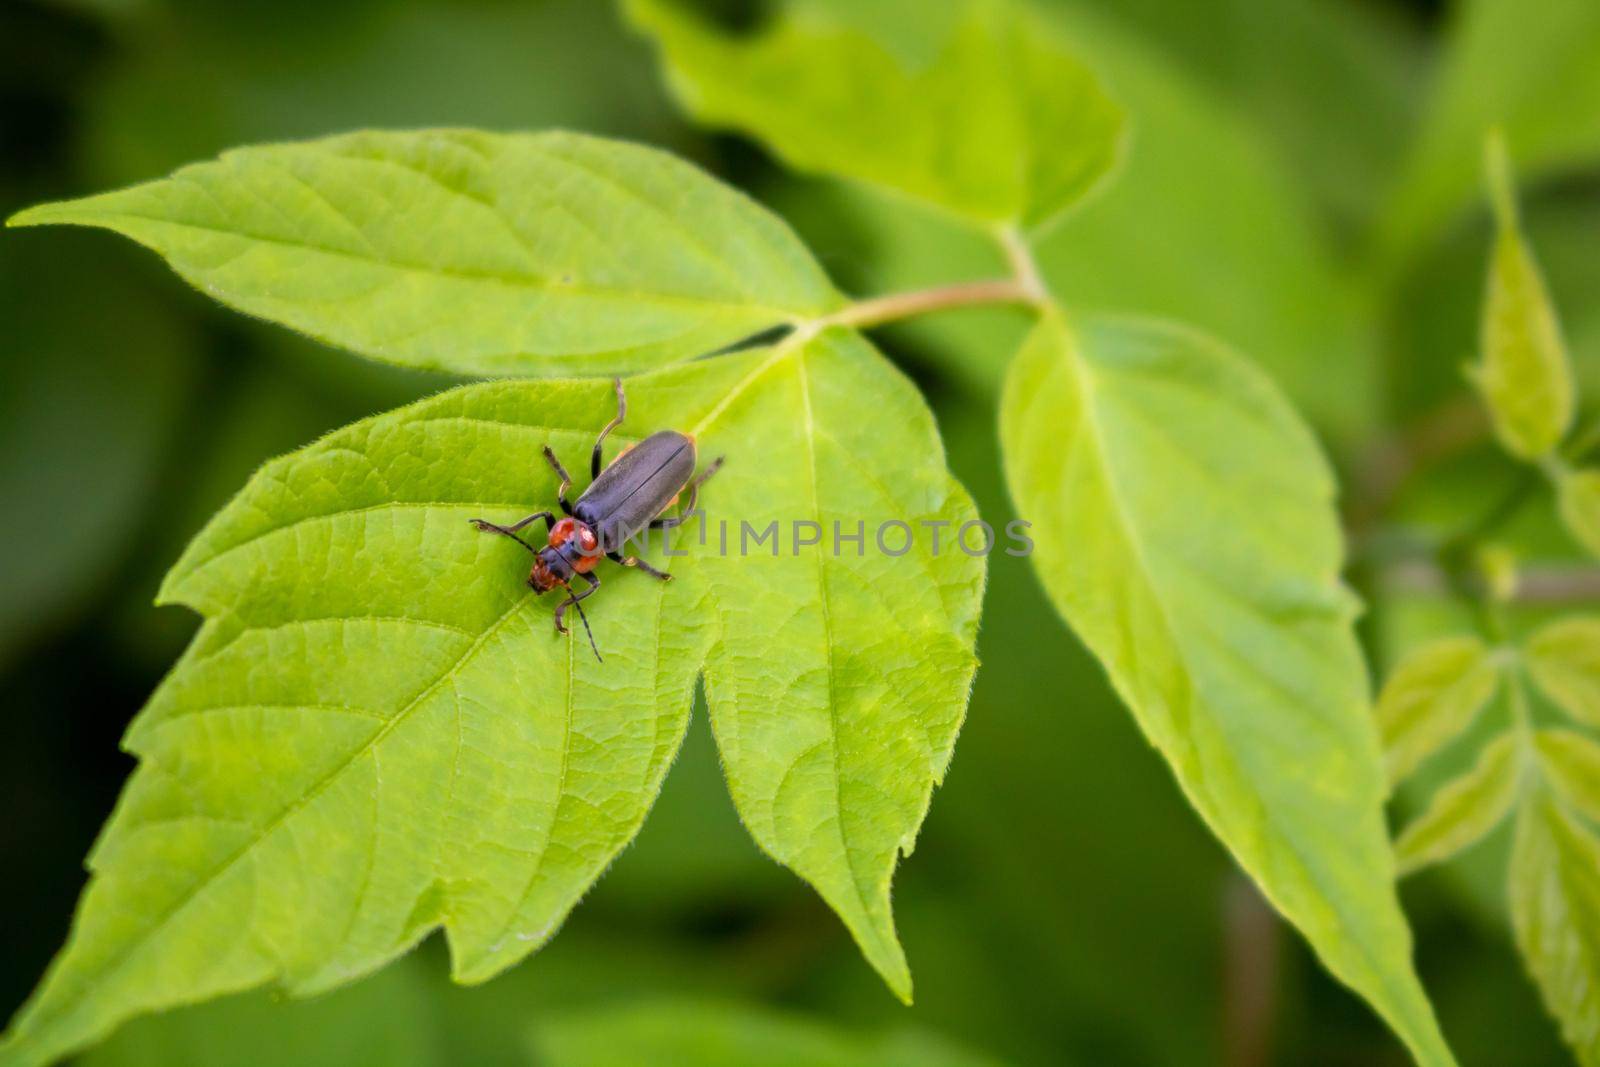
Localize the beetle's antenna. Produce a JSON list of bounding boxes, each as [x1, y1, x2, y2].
[[571, 597, 603, 663]]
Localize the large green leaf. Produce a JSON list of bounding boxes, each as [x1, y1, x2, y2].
[[0, 337, 982, 1066], [1000, 310, 1455, 1066], [626, 0, 1125, 234], [1510, 794, 1600, 1066], [1375, 636, 1501, 786], [532, 999, 1002, 1067], [7, 130, 839, 376]]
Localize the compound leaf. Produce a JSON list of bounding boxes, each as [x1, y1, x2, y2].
[[1000, 310, 1455, 1067], [1376, 636, 1501, 786], [1395, 733, 1521, 875], [1527, 617, 1600, 728], [1510, 795, 1600, 1066], [0, 337, 982, 1066], [626, 0, 1124, 234], [1473, 133, 1574, 460], [1557, 469, 1600, 559], [6, 130, 840, 377], [531, 998, 1001, 1067]]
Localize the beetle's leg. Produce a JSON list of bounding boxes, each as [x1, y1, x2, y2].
[[607, 551, 671, 582], [553, 572, 600, 635], [650, 456, 725, 529], [471, 509, 555, 536], [467, 511, 550, 556], [542, 445, 574, 515], [591, 377, 626, 480]]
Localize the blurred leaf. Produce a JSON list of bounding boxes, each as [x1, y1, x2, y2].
[[79, 958, 436, 1067], [531, 998, 1002, 1067], [1382, 190, 1600, 427], [627, 0, 1125, 234], [34, 0, 146, 17], [759, 4, 1375, 437], [82, 0, 687, 187], [1471, 134, 1573, 460], [1049, 0, 1420, 229], [1379, 0, 1600, 268], [1557, 469, 1600, 559], [0, 334, 982, 1064], [0, 233, 194, 669], [999, 310, 1454, 1067], [1509, 794, 1600, 1066], [1526, 616, 1600, 728], [1395, 732, 1520, 875], [1376, 636, 1501, 786], [1028, 8, 1373, 437], [1534, 729, 1600, 825], [9, 130, 839, 376]]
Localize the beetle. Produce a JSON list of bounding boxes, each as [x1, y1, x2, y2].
[[469, 378, 722, 661]]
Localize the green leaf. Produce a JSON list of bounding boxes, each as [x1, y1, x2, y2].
[[1558, 469, 1600, 559], [1527, 617, 1600, 728], [1472, 133, 1574, 460], [1509, 794, 1600, 1066], [999, 310, 1455, 1067], [1379, 0, 1600, 266], [0, 336, 983, 1066], [762, 6, 1376, 438], [1375, 636, 1501, 786], [1395, 733, 1521, 875], [1065, 0, 1418, 230], [6, 130, 840, 377], [1534, 729, 1600, 825], [79, 960, 435, 1067], [531, 998, 1001, 1067], [626, 0, 1125, 233]]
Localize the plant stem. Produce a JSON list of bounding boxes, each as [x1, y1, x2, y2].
[[997, 223, 1049, 302], [806, 221, 1050, 336], [818, 277, 1042, 332]]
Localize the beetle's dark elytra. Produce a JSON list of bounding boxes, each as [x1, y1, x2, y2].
[[576, 429, 697, 553], [468, 379, 722, 662]]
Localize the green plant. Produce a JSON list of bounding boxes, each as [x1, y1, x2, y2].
[[4, 1, 1597, 1065], [1376, 135, 1600, 1066]]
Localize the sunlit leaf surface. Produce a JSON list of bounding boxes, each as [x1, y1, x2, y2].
[[0, 338, 982, 1066], [8, 131, 839, 376], [627, 0, 1124, 233], [1000, 310, 1455, 1067]]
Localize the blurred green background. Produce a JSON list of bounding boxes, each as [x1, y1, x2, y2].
[[2, 0, 1596, 1064]]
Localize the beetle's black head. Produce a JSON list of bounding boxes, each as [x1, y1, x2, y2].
[[529, 547, 573, 593]]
